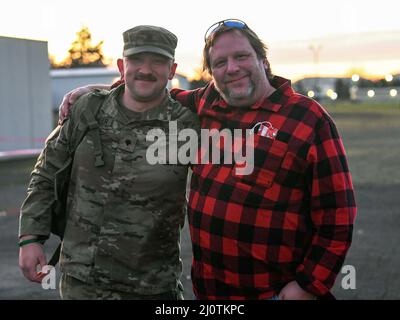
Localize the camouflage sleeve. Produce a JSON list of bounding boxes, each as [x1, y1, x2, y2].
[[19, 111, 76, 238], [174, 103, 201, 134]]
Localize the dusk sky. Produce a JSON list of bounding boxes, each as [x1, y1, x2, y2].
[[1, 0, 399, 80]]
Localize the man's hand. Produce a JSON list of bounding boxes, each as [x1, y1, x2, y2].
[[19, 241, 48, 283], [58, 84, 111, 124], [58, 86, 93, 123], [278, 281, 316, 300]]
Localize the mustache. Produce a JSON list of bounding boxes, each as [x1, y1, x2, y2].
[[224, 73, 250, 84], [134, 73, 157, 81]]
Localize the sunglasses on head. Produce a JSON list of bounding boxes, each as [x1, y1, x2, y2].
[[204, 19, 248, 42]]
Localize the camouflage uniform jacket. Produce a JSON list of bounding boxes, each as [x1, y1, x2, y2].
[[19, 84, 200, 295]]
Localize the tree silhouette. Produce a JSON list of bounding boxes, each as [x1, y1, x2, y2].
[[52, 26, 107, 69], [189, 67, 212, 89], [49, 54, 58, 69]]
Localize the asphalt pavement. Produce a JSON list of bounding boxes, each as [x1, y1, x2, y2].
[[1, 112, 399, 300]]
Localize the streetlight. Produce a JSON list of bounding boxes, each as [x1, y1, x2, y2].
[[326, 89, 334, 97], [350, 74, 360, 103], [385, 74, 393, 82], [367, 90, 375, 98]]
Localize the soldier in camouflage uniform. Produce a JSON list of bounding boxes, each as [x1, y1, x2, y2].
[[18, 25, 199, 300]]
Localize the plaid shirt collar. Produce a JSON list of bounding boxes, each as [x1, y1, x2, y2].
[[208, 75, 293, 113]]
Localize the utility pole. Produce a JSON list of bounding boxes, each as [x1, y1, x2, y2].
[[309, 44, 323, 98]]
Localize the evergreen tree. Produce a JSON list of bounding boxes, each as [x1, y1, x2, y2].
[[53, 26, 107, 68]]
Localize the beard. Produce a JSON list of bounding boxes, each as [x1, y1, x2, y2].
[[218, 79, 255, 106], [128, 84, 164, 102], [126, 75, 165, 102]]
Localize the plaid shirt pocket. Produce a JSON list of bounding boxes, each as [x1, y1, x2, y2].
[[233, 136, 288, 188]]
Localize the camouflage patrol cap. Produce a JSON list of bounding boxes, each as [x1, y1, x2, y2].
[[123, 25, 178, 59]]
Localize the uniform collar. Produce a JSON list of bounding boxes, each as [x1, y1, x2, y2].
[[106, 84, 173, 124], [209, 75, 294, 113]]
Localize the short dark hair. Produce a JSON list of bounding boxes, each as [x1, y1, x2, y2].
[[202, 26, 273, 80]]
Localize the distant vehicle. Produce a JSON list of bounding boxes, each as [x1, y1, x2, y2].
[[50, 68, 120, 113]]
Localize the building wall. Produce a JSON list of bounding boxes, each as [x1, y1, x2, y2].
[[0, 37, 52, 151]]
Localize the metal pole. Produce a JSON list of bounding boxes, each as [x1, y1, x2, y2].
[[309, 45, 323, 97]]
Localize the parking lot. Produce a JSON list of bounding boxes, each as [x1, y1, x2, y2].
[[1, 104, 400, 299]]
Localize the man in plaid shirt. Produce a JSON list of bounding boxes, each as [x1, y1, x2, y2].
[[60, 19, 356, 300]]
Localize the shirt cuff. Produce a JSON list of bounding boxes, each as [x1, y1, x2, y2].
[[19, 218, 51, 240], [295, 267, 331, 297]]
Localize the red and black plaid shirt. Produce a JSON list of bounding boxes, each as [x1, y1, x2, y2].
[[169, 76, 356, 299]]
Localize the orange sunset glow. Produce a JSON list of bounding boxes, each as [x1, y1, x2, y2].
[[1, 0, 399, 81]]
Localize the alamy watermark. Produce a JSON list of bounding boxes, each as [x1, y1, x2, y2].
[[40, 121, 357, 293], [40, 264, 357, 291], [41, 265, 56, 290], [145, 121, 255, 175], [341, 264, 356, 290]]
